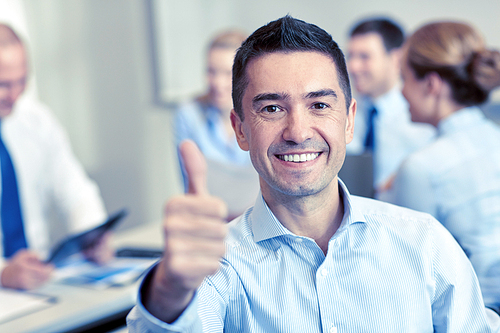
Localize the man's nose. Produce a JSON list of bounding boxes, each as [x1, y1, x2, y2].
[[282, 110, 314, 144], [210, 71, 231, 89], [347, 56, 361, 73]]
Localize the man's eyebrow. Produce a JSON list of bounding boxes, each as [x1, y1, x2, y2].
[[305, 89, 338, 99], [252, 92, 289, 108]]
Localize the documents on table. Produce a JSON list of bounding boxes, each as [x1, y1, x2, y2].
[[0, 288, 57, 324], [0, 255, 155, 324], [53, 254, 158, 289]]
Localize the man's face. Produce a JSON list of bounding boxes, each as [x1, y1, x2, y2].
[[207, 47, 235, 113], [347, 33, 396, 98], [231, 51, 355, 199], [0, 44, 27, 118]]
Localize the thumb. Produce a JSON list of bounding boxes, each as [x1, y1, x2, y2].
[[179, 140, 208, 196]]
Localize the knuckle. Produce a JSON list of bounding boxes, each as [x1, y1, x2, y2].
[[164, 196, 186, 215], [214, 244, 226, 258], [214, 223, 228, 238], [211, 197, 229, 218]]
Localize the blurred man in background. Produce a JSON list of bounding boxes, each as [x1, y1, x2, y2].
[[346, 17, 435, 198], [174, 29, 259, 219], [0, 24, 111, 290]]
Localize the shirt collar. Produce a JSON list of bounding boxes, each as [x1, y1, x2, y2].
[[203, 104, 222, 127], [251, 179, 367, 243], [372, 85, 406, 115], [437, 106, 486, 136], [357, 85, 405, 116]]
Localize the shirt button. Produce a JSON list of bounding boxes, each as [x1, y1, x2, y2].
[[329, 326, 337, 333], [321, 268, 328, 276]]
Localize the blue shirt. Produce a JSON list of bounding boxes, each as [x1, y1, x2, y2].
[[173, 100, 259, 217], [347, 87, 436, 190], [127, 181, 498, 332], [389, 106, 500, 312], [174, 100, 251, 166]]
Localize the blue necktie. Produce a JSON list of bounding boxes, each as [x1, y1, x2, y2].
[[364, 106, 377, 151], [0, 121, 27, 258]]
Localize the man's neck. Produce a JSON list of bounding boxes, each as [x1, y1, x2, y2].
[[368, 78, 399, 100], [261, 180, 344, 254]]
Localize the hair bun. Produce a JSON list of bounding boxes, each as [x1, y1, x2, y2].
[[473, 49, 500, 91]]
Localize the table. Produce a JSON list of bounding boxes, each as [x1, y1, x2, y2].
[[0, 222, 163, 333]]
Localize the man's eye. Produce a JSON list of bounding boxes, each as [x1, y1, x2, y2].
[[262, 105, 281, 113], [312, 102, 328, 110]]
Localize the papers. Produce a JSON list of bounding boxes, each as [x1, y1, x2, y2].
[[0, 255, 155, 325], [53, 255, 157, 289], [0, 289, 56, 324]]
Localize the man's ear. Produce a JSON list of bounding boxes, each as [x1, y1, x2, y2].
[[230, 109, 249, 151], [389, 47, 403, 70], [345, 98, 356, 144]]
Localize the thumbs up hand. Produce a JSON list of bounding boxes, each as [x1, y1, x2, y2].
[[180, 139, 210, 196], [145, 140, 228, 323]]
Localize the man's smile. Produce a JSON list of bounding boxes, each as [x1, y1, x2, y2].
[[276, 152, 321, 163]]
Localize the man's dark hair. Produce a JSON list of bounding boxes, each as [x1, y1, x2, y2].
[[232, 15, 352, 120], [350, 18, 404, 52]]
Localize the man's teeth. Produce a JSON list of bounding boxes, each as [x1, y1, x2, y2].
[[279, 153, 320, 162]]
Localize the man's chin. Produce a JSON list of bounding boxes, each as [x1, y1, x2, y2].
[[350, 79, 371, 95], [213, 101, 232, 113], [270, 179, 325, 198], [353, 84, 370, 96]]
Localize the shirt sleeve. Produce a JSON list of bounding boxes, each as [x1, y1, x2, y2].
[[0, 259, 6, 287], [173, 106, 196, 192], [430, 220, 500, 332], [43, 108, 107, 233], [174, 107, 192, 148], [389, 154, 437, 217], [127, 264, 225, 333]]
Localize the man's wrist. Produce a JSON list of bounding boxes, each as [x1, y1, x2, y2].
[[142, 261, 195, 324]]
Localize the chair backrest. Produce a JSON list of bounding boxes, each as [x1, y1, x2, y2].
[[339, 153, 374, 198]]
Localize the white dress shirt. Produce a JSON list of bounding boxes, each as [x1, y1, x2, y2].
[[0, 96, 106, 275], [347, 86, 436, 191]]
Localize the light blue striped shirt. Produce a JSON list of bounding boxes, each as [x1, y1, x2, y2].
[[389, 106, 500, 313], [128, 181, 499, 332]]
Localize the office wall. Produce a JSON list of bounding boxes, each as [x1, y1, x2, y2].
[[16, 0, 500, 230], [151, 0, 500, 104], [23, 0, 182, 230]]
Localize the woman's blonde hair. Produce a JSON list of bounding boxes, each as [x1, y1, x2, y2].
[[406, 21, 500, 105]]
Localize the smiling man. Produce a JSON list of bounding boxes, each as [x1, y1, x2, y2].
[[346, 18, 435, 196], [127, 16, 499, 332]]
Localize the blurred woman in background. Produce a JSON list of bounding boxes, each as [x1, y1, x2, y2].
[[389, 21, 500, 313]]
